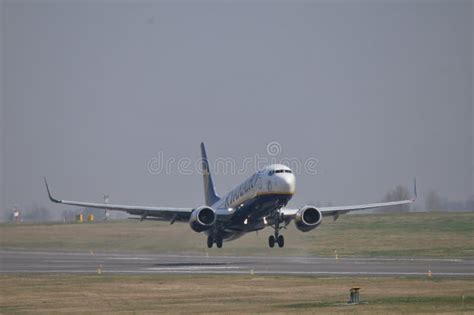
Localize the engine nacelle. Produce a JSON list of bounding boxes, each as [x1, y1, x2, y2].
[[294, 206, 322, 232], [189, 206, 216, 232]]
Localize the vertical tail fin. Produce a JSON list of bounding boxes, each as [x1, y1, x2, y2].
[[200, 142, 220, 206]]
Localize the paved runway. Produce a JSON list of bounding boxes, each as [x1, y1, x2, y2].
[[1, 250, 473, 276]]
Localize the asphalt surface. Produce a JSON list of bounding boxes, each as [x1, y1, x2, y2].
[[1, 250, 473, 276]]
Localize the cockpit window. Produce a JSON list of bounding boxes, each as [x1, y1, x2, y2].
[[270, 169, 292, 175]]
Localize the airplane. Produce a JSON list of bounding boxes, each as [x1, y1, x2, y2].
[[44, 143, 416, 249]]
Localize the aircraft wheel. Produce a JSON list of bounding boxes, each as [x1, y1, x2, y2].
[[207, 235, 213, 248], [268, 235, 275, 248], [277, 235, 284, 248], [216, 236, 223, 248]]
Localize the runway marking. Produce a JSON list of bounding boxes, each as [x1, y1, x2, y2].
[[107, 257, 153, 260], [1, 270, 473, 276], [145, 266, 242, 271], [47, 260, 106, 263], [253, 271, 474, 276], [0, 250, 469, 263]]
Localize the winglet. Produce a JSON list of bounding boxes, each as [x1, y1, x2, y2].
[[412, 177, 417, 202], [44, 177, 61, 203]]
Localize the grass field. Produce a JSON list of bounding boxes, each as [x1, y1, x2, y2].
[[1, 274, 473, 314], [1, 212, 473, 258]]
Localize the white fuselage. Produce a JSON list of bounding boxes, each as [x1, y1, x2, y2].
[[213, 164, 296, 210], [207, 164, 296, 240]]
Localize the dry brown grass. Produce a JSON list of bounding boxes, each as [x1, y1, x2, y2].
[[0, 275, 473, 314], [1, 212, 473, 258]]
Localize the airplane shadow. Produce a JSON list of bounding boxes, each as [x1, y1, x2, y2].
[[153, 262, 252, 267], [153, 262, 234, 267]]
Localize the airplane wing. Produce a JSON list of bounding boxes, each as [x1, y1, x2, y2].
[[282, 178, 417, 219], [317, 198, 415, 218], [44, 178, 193, 221]]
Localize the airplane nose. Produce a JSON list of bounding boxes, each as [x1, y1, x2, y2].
[[276, 174, 296, 194]]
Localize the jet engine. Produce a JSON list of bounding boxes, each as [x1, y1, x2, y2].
[[294, 206, 322, 232], [189, 206, 216, 232]]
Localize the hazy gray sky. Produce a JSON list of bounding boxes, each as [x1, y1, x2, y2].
[[1, 0, 472, 218]]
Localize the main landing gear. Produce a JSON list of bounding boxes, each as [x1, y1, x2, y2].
[[268, 211, 285, 248], [268, 233, 284, 248], [207, 234, 223, 249]]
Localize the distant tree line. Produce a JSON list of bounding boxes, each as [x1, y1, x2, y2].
[[379, 186, 474, 213], [379, 185, 411, 213], [425, 190, 474, 212]]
